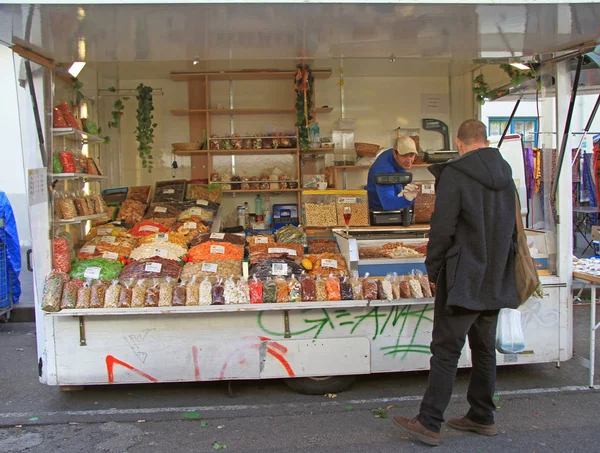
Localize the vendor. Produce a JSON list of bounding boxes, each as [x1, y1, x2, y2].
[[366, 135, 420, 210]]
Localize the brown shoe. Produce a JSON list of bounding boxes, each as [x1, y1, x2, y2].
[[446, 416, 497, 436], [392, 416, 441, 447]]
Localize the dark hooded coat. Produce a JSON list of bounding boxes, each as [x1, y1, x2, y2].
[[425, 147, 519, 312]]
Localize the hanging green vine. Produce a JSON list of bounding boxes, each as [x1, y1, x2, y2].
[[135, 83, 157, 173], [107, 87, 128, 129], [473, 63, 541, 105], [294, 62, 314, 152], [71, 78, 85, 109]]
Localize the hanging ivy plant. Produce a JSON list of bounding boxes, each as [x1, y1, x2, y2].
[[71, 78, 85, 110], [107, 86, 128, 129], [294, 62, 314, 152], [473, 63, 541, 105], [135, 83, 157, 173]]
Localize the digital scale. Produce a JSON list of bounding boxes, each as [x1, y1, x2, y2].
[[370, 172, 414, 226]]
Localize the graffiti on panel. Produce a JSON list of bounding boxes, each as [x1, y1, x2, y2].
[[521, 299, 558, 329], [258, 305, 434, 359]]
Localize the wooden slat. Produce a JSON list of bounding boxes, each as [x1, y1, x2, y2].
[[12, 44, 55, 69], [171, 107, 332, 116], [188, 78, 209, 180]]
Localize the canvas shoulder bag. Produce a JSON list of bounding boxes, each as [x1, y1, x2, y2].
[[514, 194, 540, 305]]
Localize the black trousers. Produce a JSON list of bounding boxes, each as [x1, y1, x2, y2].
[[417, 295, 500, 433]]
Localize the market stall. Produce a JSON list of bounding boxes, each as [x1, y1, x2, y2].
[[3, 1, 593, 392]]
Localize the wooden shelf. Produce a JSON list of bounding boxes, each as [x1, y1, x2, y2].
[[302, 148, 336, 154], [171, 70, 333, 82], [331, 164, 430, 170], [174, 148, 298, 156], [171, 107, 333, 116], [223, 189, 300, 194]]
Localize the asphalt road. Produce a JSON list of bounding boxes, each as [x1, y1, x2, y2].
[[0, 305, 599, 452]]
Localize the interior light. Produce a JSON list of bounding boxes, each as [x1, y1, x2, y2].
[[80, 102, 88, 119], [510, 62, 531, 71], [389, 54, 396, 63], [77, 7, 86, 20], [68, 62, 86, 77], [193, 57, 200, 66]]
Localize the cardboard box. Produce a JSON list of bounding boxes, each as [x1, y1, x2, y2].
[[592, 226, 600, 241]]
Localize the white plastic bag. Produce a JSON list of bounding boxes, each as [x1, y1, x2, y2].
[[496, 308, 526, 354]]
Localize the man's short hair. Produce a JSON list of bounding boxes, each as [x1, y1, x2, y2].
[[457, 120, 487, 145]]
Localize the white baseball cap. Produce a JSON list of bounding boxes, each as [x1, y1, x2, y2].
[[395, 135, 418, 155]]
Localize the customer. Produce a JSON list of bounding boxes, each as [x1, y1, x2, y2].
[[392, 119, 519, 446]]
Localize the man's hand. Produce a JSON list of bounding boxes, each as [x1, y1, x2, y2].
[[398, 184, 419, 201]]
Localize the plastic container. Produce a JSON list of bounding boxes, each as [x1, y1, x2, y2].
[[334, 190, 370, 227], [302, 191, 338, 227]]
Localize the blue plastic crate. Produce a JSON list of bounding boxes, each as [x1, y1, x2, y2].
[[273, 204, 299, 229]]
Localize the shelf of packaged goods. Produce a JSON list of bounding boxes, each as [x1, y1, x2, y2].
[[52, 128, 105, 144], [51, 173, 108, 181], [222, 188, 300, 194], [170, 69, 333, 82], [45, 298, 435, 317], [174, 148, 299, 156], [171, 107, 333, 116], [58, 213, 108, 225]]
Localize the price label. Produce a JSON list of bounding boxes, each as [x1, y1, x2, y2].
[[254, 237, 268, 244], [80, 245, 96, 254], [156, 233, 169, 242], [190, 207, 204, 216], [272, 263, 288, 276], [144, 262, 162, 273], [97, 227, 112, 236], [154, 248, 168, 258], [139, 225, 159, 232], [183, 222, 197, 230], [196, 199, 209, 206], [102, 252, 118, 260], [338, 197, 358, 204], [101, 236, 116, 243], [163, 189, 175, 194], [422, 184, 435, 195], [210, 245, 225, 254], [268, 247, 297, 256], [322, 258, 338, 268], [154, 206, 168, 213], [201, 263, 218, 273], [210, 233, 225, 240], [84, 267, 101, 279]]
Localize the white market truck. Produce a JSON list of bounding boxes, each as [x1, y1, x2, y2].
[[0, 1, 596, 393]]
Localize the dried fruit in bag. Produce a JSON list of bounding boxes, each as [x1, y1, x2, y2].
[[289, 276, 302, 302], [76, 283, 92, 309], [199, 277, 212, 305], [90, 281, 108, 309], [145, 281, 160, 307], [249, 277, 263, 304], [400, 279, 411, 298], [263, 279, 277, 304], [416, 271, 432, 298], [118, 200, 148, 225], [104, 281, 121, 309], [60, 152, 76, 173], [119, 258, 182, 281], [186, 277, 200, 306], [212, 279, 225, 305], [315, 275, 327, 301], [159, 279, 174, 307], [52, 238, 71, 273], [52, 154, 64, 173], [350, 271, 363, 300], [188, 241, 244, 262], [340, 277, 353, 301], [224, 277, 237, 304], [275, 277, 289, 303], [300, 275, 316, 301], [118, 281, 133, 308], [70, 258, 124, 281], [42, 273, 69, 312], [363, 278, 379, 300], [60, 279, 83, 310], [130, 221, 168, 237], [382, 275, 394, 301], [249, 243, 303, 265], [131, 280, 147, 308], [408, 277, 424, 298], [325, 275, 341, 301], [172, 282, 187, 306], [191, 232, 245, 247]]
